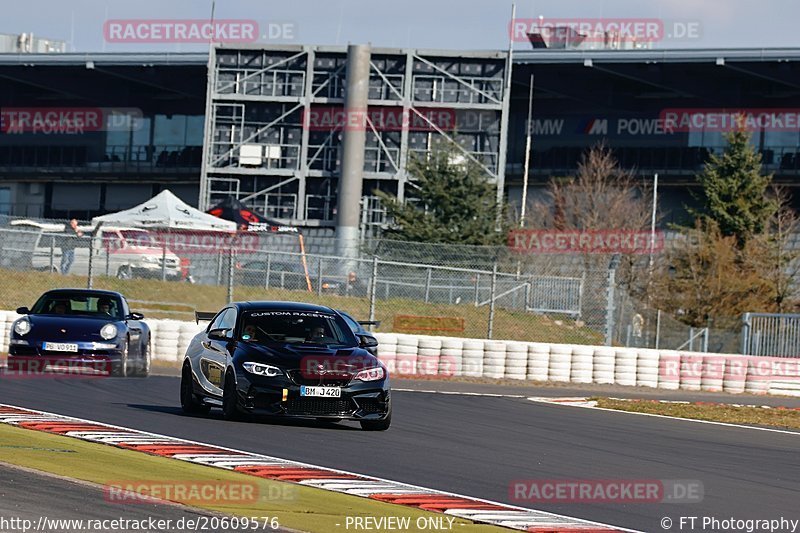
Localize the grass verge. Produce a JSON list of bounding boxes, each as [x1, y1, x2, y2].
[[592, 397, 800, 430], [0, 267, 603, 345], [0, 424, 510, 533]]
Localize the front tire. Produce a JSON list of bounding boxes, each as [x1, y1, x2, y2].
[[222, 371, 242, 421], [112, 340, 129, 377], [131, 340, 151, 377], [180, 363, 210, 414]]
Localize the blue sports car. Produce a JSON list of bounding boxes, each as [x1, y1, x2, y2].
[[7, 288, 151, 377]]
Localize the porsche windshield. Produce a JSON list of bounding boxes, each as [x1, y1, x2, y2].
[[30, 292, 123, 319], [240, 310, 356, 347]]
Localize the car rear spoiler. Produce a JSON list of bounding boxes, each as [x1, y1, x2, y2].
[[358, 320, 381, 328], [195, 311, 217, 324]]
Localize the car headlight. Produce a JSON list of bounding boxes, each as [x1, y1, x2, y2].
[[13, 318, 31, 336], [100, 323, 118, 340], [353, 366, 385, 382], [243, 362, 283, 377]]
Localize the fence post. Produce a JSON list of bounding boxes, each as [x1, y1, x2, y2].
[[264, 253, 272, 289], [227, 249, 235, 304], [524, 280, 531, 312], [49, 236, 55, 273], [87, 236, 95, 289], [317, 257, 323, 297], [161, 239, 167, 282], [105, 240, 110, 277], [604, 266, 616, 346], [741, 312, 751, 355], [655, 309, 661, 349], [474, 273, 480, 306], [424, 267, 432, 303], [487, 261, 497, 339], [689, 327, 694, 351], [368, 256, 378, 332], [216, 250, 223, 286], [703, 327, 709, 352]]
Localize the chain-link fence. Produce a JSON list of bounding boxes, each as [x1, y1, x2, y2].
[[0, 220, 742, 347]]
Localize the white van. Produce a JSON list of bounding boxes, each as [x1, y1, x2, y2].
[[10, 220, 182, 280]]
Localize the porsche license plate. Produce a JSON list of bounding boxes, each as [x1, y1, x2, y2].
[[300, 386, 341, 398], [43, 342, 78, 352]]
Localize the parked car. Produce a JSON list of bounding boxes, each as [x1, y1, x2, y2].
[[235, 259, 365, 295], [10, 220, 182, 280], [7, 288, 151, 377]]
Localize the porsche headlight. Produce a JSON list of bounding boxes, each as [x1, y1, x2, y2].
[[100, 323, 118, 340], [243, 362, 283, 377], [13, 318, 31, 336]]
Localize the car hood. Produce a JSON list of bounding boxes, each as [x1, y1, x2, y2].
[[20, 315, 122, 340], [237, 342, 379, 371]]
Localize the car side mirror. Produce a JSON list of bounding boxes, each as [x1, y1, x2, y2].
[[16, 306, 29, 315], [128, 312, 144, 320], [358, 334, 379, 348], [208, 328, 230, 340]]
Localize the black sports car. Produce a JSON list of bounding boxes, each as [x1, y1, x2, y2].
[[7, 289, 151, 377], [180, 301, 391, 430]]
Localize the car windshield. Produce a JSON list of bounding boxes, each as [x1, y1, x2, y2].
[[240, 310, 356, 347], [30, 292, 123, 320], [119, 230, 157, 247]]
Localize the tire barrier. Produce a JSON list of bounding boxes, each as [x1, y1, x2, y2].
[[4, 311, 797, 397]]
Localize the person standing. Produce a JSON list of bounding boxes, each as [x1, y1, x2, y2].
[[60, 218, 84, 275]]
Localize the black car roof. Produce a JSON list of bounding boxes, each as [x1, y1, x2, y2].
[[43, 288, 125, 299], [235, 301, 336, 313]]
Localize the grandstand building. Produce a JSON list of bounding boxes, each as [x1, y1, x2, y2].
[[1, 46, 799, 228]]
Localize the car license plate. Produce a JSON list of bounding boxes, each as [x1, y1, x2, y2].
[[300, 386, 341, 398], [43, 342, 78, 353]]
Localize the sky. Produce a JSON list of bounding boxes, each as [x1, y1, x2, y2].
[[2, 0, 799, 53]]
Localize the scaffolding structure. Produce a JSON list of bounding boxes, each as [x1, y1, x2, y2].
[[199, 44, 510, 232]]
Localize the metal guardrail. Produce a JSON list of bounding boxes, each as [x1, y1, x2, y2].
[[742, 312, 800, 358]]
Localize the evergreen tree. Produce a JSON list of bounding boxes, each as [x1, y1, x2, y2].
[[375, 148, 507, 245], [691, 128, 776, 245]]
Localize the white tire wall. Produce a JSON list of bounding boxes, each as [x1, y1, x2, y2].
[[722, 356, 748, 394], [614, 348, 637, 386], [679, 353, 703, 391], [395, 335, 418, 376], [635, 349, 660, 388], [461, 340, 484, 377], [657, 350, 681, 390], [483, 341, 506, 379], [374, 333, 398, 375], [527, 343, 550, 381], [504, 342, 528, 380], [439, 337, 463, 377], [548, 344, 571, 382], [592, 347, 615, 384], [700, 355, 725, 392], [570, 345, 594, 384], [417, 337, 441, 376]]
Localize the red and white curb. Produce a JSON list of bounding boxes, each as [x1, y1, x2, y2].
[[0, 403, 635, 533]]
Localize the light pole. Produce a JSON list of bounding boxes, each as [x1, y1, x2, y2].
[[519, 73, 535, 228]]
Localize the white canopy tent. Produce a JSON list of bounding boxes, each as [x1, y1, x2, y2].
[[91, 190, 237, 232]]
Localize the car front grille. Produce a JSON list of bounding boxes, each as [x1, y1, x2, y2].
[[287, 370, 352, 387], [284, 398, 354, 416]]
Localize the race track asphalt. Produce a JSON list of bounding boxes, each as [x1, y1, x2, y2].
[[0, 374, 798, 532]]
